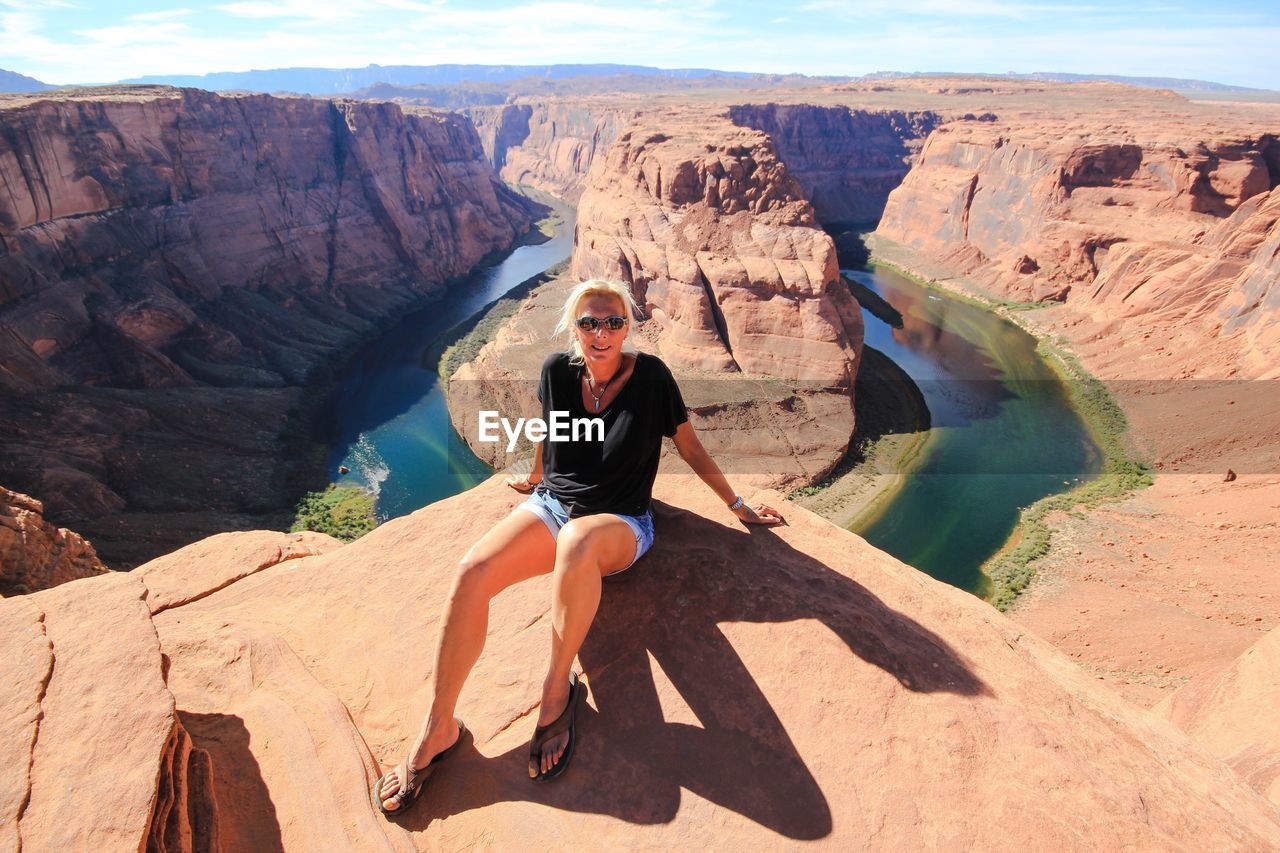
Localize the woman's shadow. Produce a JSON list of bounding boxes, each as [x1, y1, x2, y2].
[[400, 501, 989, 839]]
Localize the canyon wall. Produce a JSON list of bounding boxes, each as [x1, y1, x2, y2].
[[727, 103, 944, 225], [448, 106, 866, 492], [465, 99, 639, 201], [0, 486, 106, 595], [572, 107, 863, 384], [0, 87, 537, 567], [465, 98, 946, 223], [876, 118, 1280, 376], [4, 478, 1280, 849]]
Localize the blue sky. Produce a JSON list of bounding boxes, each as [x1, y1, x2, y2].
[[2, 0, 1277, 89]]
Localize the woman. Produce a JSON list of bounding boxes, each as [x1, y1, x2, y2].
[[375, 279, 784, 813]]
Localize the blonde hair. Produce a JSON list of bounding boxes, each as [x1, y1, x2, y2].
[[553, 279, 641, 364]]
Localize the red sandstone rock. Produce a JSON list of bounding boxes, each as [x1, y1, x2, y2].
[[1159, 625, 1280, 807], [0, 485, 107, 594], [5, 480, 1280, 848], [3, 573, 181, 850], [876, 117, 1280, 376], [0, 88, 533, 392], [137, 529, 341, 614], [726, 103, 942, 224], [0, 86, 536, 565], [572, 108, 862, 384], [446, 276, 857, 493], [466, 99, 640, 201]]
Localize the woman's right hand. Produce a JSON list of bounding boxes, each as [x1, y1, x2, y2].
[[506, 474, 539, 494]]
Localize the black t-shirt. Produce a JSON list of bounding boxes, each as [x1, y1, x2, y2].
[[536, 350, 688, 517]]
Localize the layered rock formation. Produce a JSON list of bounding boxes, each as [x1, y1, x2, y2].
[[1160, 624, 1280, 807], [572, 108, 863, 383], [0, 485, 106, 595], [447, 275, 858, 492], [0, 86, 537, 566], [449, 107, 866, 491], [4, 478, 1280, 849], [465, 99, 640, 201], [727, 104, 943, 224], [875, 117, 1280, 375]]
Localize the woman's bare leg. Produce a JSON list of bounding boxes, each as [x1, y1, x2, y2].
[[531, 514, 637, 777], [381, 506, 556, 808]]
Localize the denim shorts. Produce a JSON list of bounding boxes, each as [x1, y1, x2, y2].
[[517, 484, 655, 573]]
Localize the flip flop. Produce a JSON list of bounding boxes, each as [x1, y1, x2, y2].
[[374, 718, 467, 816], [529, 671, 582, 783]]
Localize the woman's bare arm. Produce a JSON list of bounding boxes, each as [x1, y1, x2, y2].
[[506, 440, 544, 493], [670, 421, 783, 525]]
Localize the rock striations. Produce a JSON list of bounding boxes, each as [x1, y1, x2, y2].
[[572, 108, 862, 384], [727, 103, 944, 225], [1160, 624, 1280, 807], [465, 99, 640, 202], [3, 479, 1280, 850], [875, 117, 1280, 376], [0, 485, 106, 595], [450, 107, 864, 492], [0, 86, 537, 568]]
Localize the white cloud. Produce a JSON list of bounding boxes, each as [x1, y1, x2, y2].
[[217, 0, 360, 21], [799, 0, 1107, 19], [0, 0, 75, 9], [0, 0, 1274, 89], [130, 9, 194, 22], [374, 0, 447, 10]]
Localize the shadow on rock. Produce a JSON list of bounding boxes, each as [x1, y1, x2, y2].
[[179, 711, 284, 853], [402, 502, 988, 838]]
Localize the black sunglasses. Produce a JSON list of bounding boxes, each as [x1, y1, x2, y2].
[[576, 315, 628, 332]]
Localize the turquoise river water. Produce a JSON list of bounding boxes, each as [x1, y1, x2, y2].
[[847, 265, 1101, 595], [324, 209, 1100, 596]]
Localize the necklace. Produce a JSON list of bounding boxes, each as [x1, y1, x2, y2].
[[583, 366, 617, 411]]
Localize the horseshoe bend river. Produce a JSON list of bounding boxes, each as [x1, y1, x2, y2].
[[322, 204, 1100, 599], [845, 265, 1101, 596]]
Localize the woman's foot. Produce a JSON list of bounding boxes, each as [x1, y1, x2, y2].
[[379, 717, 462, 811], [529, 677, 574, 778]]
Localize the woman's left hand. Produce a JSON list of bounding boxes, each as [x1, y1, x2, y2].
[[733, 501, 785, 526]]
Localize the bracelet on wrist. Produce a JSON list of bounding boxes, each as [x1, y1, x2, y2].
[[727, 495, 745, 511]]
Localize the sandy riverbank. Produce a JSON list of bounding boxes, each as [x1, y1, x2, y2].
[[789, 345, 930, 529]]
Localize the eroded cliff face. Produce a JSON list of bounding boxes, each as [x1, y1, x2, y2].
[[0, 486, 106, 595], [875, 118, 1280, 375], [727, 103, 944, 225], [0, 87, 537, 567], [446, 274, 858, 493], [448, 107, 866, 492], [4, 480, 1280, 850], [465, 99, 639, 201], [572, 108, 862, 384]]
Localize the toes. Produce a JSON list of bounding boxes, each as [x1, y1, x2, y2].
[[379, 775, 402, 812]]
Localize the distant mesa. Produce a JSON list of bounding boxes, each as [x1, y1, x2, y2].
[[0, 68, 55, 94], [0, 62, 1244, 99]]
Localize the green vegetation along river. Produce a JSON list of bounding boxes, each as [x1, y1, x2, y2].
[[847, 264, 1103, 597]]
